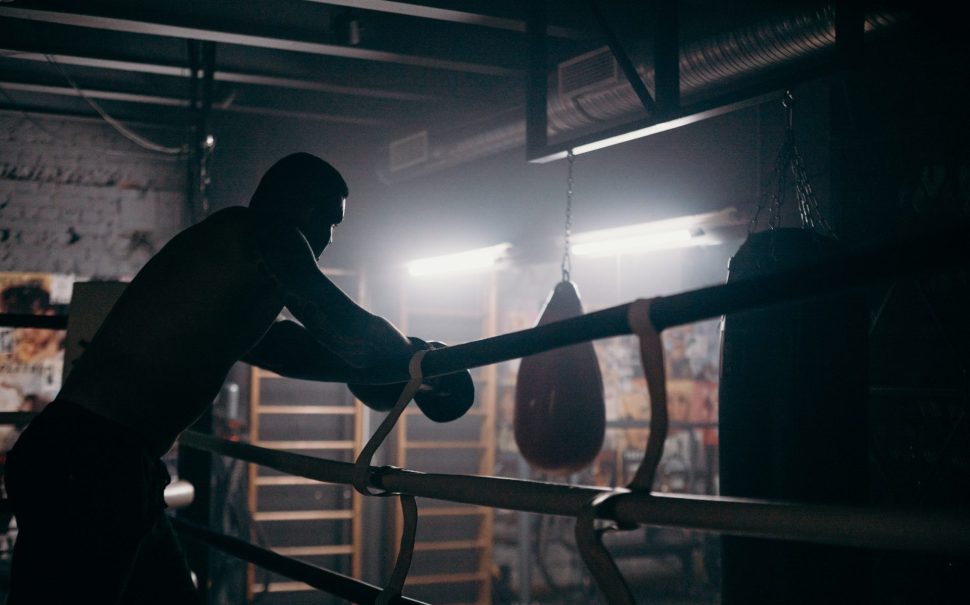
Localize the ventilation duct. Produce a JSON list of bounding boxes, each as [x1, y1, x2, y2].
[[558, 47, 619, 98], [379, 5, 903, 182]]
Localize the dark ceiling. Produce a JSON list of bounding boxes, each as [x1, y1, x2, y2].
[[0, 1, 599, 134], [0, 1, 926, 180]]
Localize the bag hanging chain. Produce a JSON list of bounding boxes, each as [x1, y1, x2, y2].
[[561, 149, 575, 282], [750, 91, 836, 238]]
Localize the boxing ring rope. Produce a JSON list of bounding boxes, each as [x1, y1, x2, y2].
[[180, 430, 970, 554], [2, 225, 968, 601], [174, 226, 970, 602], [171, 516, 430, 605], [341, 225, 969, 385]]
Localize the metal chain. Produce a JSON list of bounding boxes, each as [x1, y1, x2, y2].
[[562, 150, 575, 282], [750, 91, 837, 238], [791, 138, 837, 238]]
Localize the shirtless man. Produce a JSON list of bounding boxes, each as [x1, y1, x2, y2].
[[3, 153, 447, 604]]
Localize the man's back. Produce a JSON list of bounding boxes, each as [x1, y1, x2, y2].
[[60, 207, 284, 455]]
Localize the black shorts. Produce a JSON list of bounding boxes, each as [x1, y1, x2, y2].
[[3, 400, 200, 605]]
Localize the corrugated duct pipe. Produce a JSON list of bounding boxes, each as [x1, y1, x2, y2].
[[379, 5, 903, 182]]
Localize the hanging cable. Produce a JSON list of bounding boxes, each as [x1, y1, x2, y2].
[[561, 149, 575, 282], [43, 54, 186, 156], [0, 85, 181, 161]]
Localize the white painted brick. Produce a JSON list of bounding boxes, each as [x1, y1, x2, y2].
[[96, 256, 122, 277], [1, 110, 183, 276], [79, 209, 102, 224], [2, 205, 23, 221], [57, 197, 86, 213], [39, 206, 60, 221], [15, 192, 46, 207], [11, 181, 40, 195], [60, 206, 81, 223]]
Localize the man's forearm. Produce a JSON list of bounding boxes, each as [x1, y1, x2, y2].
[[242, 320, 359, 381]]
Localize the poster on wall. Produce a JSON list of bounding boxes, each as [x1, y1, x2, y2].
[[602, 321, 720, 493], [0, 272, 75, 451]]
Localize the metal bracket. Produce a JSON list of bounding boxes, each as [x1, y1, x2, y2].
[[526, 1, 684, 162]]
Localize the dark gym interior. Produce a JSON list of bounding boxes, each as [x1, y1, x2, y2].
[[1, 2, 968, 604]]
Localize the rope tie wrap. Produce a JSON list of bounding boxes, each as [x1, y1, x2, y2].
[[575, 297, 668, 604], [352, 348, 428, 604]]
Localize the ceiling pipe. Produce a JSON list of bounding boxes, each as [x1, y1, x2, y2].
[[378, 5, 904, 183]]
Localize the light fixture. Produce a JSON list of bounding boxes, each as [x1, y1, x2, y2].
[[571, 207, 742, 257], [573, 228, 697, 257], [407, 243, 511, 277]]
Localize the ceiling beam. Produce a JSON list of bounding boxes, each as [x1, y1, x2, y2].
[[0, 49, 436, 101], [0, 81, 188, 107], [0, 81, 384, 125], [303, 0, 587, 38], [0, 5, 519, 76]]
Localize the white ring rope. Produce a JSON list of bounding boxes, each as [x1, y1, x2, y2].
[[180, 430, 970, 553], [173, 231, 970, 601]]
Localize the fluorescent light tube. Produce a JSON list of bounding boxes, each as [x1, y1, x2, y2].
[[572, 228, 696, 257], [570, 207, 742, 257], [407, 243, 511, 277]]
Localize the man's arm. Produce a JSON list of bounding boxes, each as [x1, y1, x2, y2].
[[247, 219, 413, 380], [242, 319, 362, 381], [244, 220, 476, 420]]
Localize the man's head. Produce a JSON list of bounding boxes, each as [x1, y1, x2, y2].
[[249, 152, 348, 255]]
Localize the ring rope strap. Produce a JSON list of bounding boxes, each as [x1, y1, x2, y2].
[[377, 494, 418, 605], [626, 297, 668, 492], [352, 348, 427, 604], [574, 490, 637, 605], [575, 297, 668, 604], [353, 349, 428, 496]]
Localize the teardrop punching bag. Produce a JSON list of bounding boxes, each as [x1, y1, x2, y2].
[[719, 229, 869, 604], [515, 281, 605, 473]]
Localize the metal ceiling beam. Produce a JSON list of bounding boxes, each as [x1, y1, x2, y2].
[[0, 81, 384, 125], [0, 49, 436, 101], [0, 6, 518, 76], [586, 0, 656, 115], [219, 103, 382, 125], [304, 0, 587, 38], [0, 81, 188, 107]]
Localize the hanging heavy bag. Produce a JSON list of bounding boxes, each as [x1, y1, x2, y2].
[[719, 228, 868, 604], [514, 280, 605, 472]]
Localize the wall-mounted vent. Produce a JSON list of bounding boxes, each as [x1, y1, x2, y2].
[[388, 131, 429, 172], [558, 46, 618, 98]]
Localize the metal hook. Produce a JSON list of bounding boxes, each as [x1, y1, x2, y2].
[[783, 89, 794, 131]]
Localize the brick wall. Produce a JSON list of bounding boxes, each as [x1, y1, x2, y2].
[[0, 110, 187, 278]]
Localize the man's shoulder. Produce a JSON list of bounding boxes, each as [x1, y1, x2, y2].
[[204, 206, 296, 234], [189, 207, 305, 260], [186, 206, 258, 240], [203, 206, 249, 225]]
